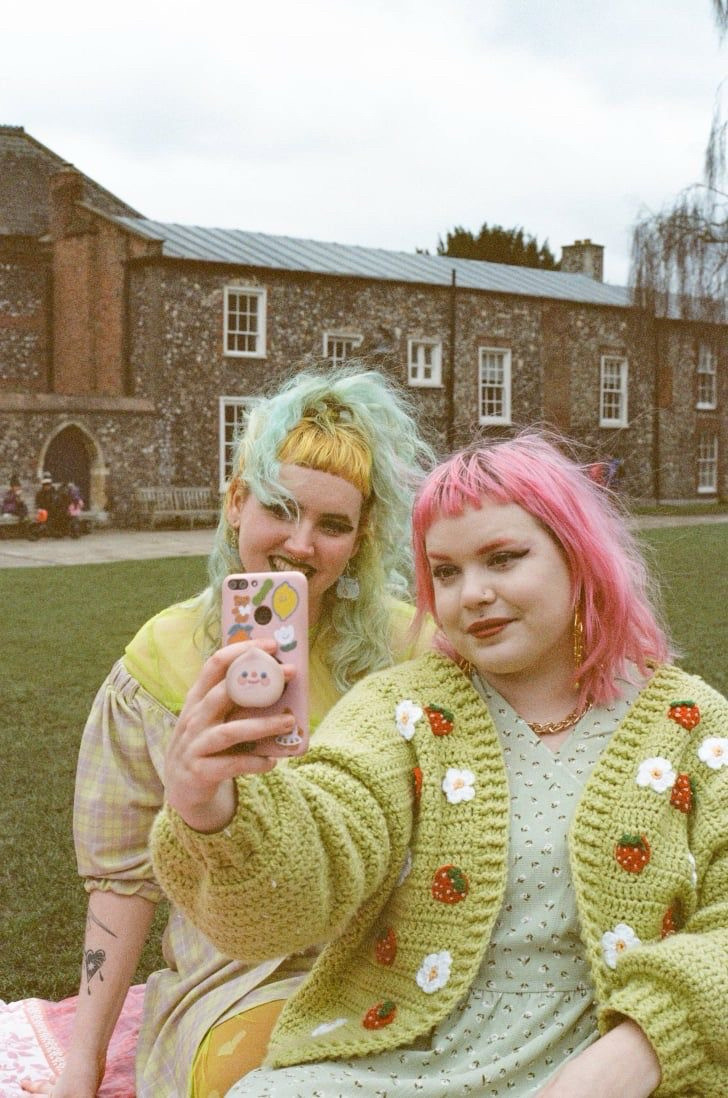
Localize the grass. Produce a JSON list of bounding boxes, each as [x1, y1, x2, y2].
[[1, 524, 726, 1002], [0, 556, 207, 1002], [631, 499, 728, 517], [639, 524, 727, 694]]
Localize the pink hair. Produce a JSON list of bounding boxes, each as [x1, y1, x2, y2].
[[413, 433, 671, 707]]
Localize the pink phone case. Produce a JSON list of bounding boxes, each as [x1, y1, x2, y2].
[[221, 571, 309, 756]]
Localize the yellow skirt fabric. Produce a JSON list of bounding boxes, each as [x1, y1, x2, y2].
[[189, 999, 285, 1098]]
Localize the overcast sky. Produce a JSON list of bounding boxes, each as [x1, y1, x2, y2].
[[4, 0, 726, 284]]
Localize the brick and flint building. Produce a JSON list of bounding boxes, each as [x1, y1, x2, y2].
[[1, 125, 724, 519]]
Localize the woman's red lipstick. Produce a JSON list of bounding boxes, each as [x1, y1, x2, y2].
[[467, 618, 512, 637]]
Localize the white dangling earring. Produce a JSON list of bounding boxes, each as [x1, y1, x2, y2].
[[336, 566, 360, 600]]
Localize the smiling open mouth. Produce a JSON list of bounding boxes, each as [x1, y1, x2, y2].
[[268, 555, 315, 579]]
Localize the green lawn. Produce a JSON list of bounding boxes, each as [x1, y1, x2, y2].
[[0, 556, 207, 1002], [1, 525, 726, 1002], [639, 524, 727, 694]]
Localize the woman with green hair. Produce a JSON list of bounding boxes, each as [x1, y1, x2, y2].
[[24, 367, 435, 1098]]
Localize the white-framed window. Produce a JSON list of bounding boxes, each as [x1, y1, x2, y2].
[[408, 339, 443, 387], [696, 344, 717, 409], [323, 331, 362, 366], [224, 287, 267, 357], [478, 347, 511, 425], [219, 396, 257, 489], [697, 434, 718, 494], [599, 355, 629, 427]]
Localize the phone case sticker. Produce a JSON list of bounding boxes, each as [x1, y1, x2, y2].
[[227, 594, 254, 642], [271, 580, 299, 621], [275, 624, 297, 651], [274, 708, 303, 748], [252, 577, 274, 606]]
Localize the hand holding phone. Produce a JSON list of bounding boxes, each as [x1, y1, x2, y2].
[[221, 571, 309, 756]]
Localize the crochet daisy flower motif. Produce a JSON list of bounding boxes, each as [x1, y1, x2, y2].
[[697, 736, 728, 770], [635, 756, 677, 793], [601, 922, 641, 969], [416, 950, 452, 993], [311, 1017, 348, 1037], [395, 700, 423, 741], [442, 767, 476, 803]]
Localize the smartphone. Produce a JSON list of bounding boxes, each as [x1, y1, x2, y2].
[[221, 571, 309, 756]]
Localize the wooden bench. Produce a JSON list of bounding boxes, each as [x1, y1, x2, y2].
[[0, 513, 28, 538], [134, 486, 219, 528]]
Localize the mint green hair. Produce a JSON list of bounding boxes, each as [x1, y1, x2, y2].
[[204, 366, 435, 691]]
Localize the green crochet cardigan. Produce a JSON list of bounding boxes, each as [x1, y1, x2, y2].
[[151, 653, 728, 1096]]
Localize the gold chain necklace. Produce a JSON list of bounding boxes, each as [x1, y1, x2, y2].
[[468, 668, 592, 737], [528, 700, 592, 736]]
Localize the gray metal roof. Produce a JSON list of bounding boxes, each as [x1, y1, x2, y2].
[[114, 216, 631, 308]]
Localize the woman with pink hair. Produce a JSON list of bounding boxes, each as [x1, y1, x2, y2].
[[151, 431, 728, 1097]]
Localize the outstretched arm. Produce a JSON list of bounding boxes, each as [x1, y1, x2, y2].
[[21, 890, 155, 1098], [153, 667, 413, 963]]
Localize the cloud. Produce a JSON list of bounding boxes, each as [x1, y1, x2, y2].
[[4, 0, 725, 284]]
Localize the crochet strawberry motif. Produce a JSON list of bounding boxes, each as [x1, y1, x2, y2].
[[362, 1000, 397, 1029], [431, 864, 469, 903], [670, 773, 694, 814], [374, 927, 397, 966], [424, 705, 454, 736], [614, 833, 651, 874], [661, 907, 677, 939], [412, 766, 423, 804], [668, 699, 701, 731], [661, 900, 682, 939]]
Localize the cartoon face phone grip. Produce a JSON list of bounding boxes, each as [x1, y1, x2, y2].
[[226, 648, 286, 708]]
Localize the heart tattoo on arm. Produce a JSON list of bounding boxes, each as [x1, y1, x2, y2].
[[84, 948, 106, 993]]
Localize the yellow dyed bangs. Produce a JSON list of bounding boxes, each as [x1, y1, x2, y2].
[[277, 417, 372, 499]]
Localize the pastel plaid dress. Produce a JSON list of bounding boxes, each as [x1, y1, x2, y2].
[[74, 592, 428, 1097]]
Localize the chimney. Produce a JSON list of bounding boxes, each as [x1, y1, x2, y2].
[[49, 164, 86, 238], [560, 239, 604, 282]]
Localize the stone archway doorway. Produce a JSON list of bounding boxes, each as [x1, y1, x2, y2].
[[41, 423, 106, 511]]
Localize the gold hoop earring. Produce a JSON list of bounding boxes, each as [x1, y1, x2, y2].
[[226, 522, 239, 549], [573, 606, 584, 672]]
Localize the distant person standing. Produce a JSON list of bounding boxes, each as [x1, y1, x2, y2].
[[2, 474, 29, 523], [34, 472, 56, 535], [587, 461, 607, 486], [587, 458, 623, 491], [53, 482, 73, 537], [67, 483, 84, 538], [605, 456, 623, 489], [35, 472, 55, 514]]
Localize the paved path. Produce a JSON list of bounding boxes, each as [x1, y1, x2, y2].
[[0, 527, 215, 568], [0, 514, 725, 569], [629, 513, 727, 529]]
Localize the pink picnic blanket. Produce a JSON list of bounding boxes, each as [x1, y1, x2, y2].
[[0, 984, 143, 1097]]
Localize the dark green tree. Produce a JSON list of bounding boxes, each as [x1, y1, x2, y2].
[[434, 223, 560, 270]]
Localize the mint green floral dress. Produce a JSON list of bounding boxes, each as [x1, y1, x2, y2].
[[227, 679, 639, 1098]]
